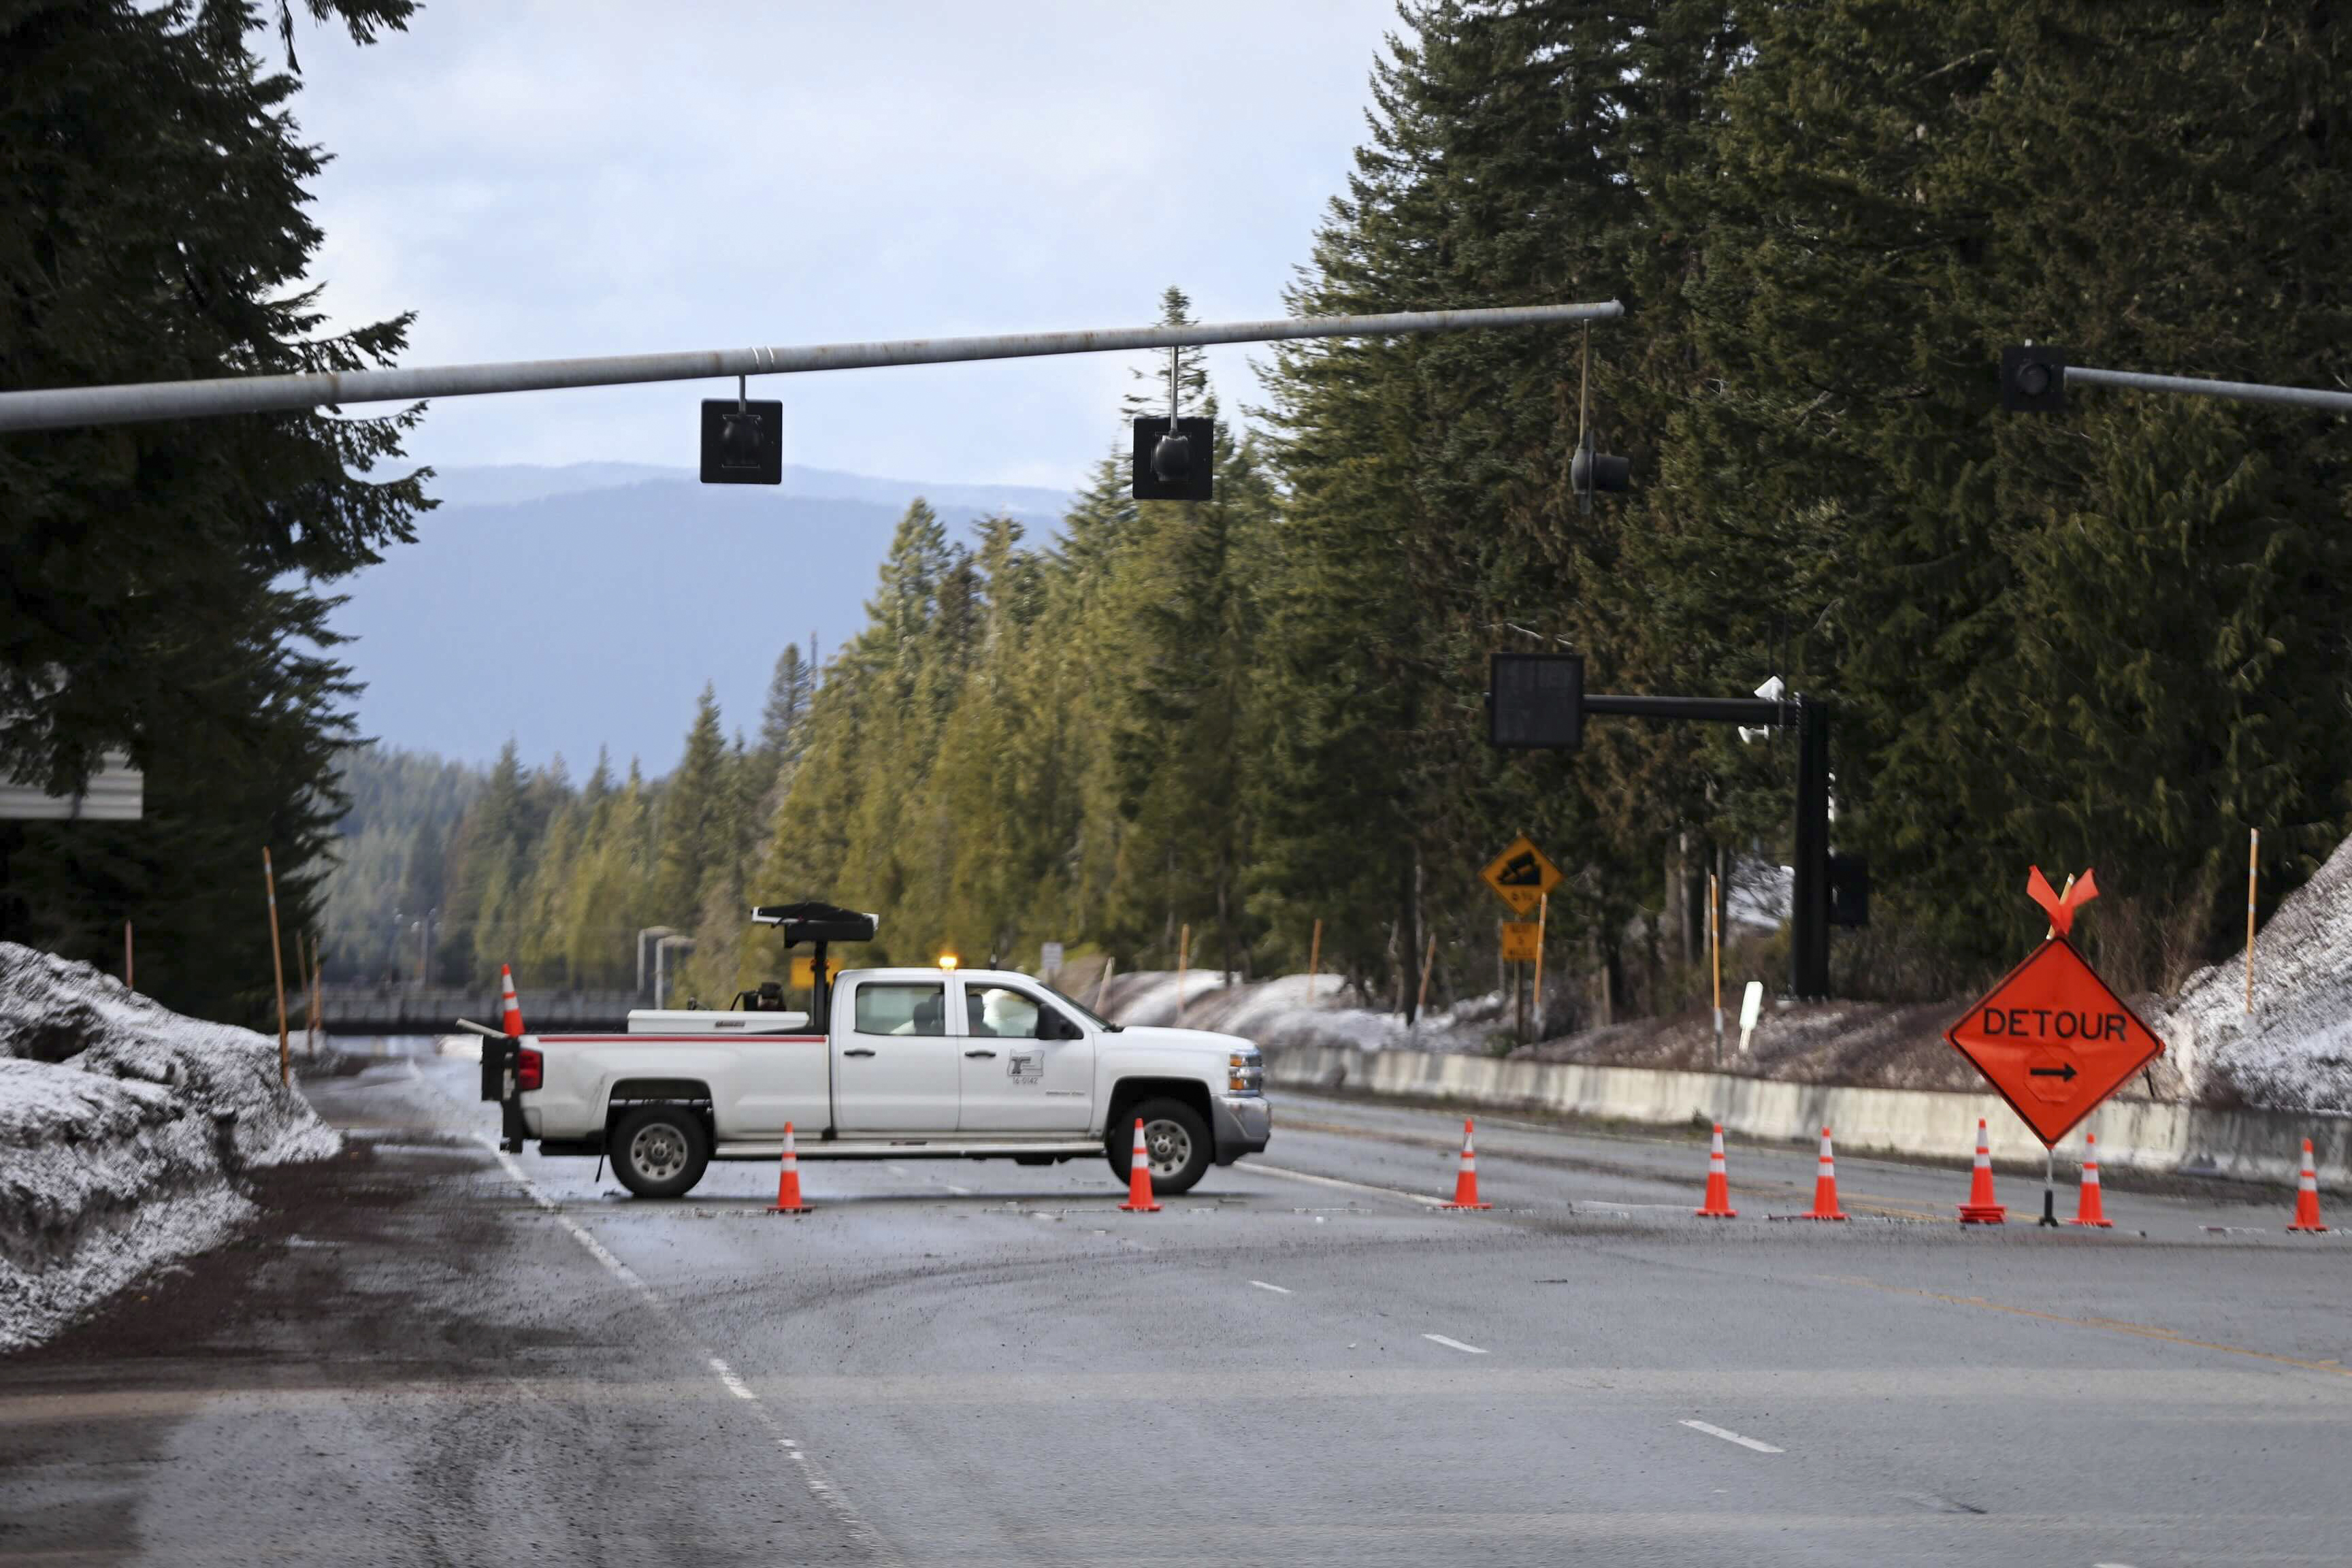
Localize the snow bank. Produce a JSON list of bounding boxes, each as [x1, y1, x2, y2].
[[1100, 970, 1509, 1056], [2158, 837, 2352, 1116], [0, 943, 339, 1352]]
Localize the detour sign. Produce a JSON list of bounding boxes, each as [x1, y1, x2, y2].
[[1944, 935, 2164, 1147]]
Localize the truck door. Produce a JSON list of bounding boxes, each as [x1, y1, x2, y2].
[[834, 978, 960, 1132], [956, 981, 1094, 1133]]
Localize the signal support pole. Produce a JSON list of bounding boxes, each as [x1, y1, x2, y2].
[[1580, 692, 1832, 999]]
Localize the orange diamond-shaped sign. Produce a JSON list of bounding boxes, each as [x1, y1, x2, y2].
[[1944, 936, 2165, 1147]]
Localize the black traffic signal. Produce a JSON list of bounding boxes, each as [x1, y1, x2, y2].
[[1999, 345, 2068, 413], [701, 398, 783, 485], [1571, 429, 1630, 514], [1132, 416, 1214, 502], [1488, 652, 1585, 749]]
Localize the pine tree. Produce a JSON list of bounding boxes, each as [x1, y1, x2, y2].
[[758, 642, 817, 764], [0, 1, 426, 1020], [651, 687, 730, 928]]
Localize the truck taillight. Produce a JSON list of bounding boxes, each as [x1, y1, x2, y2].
[[517, 1047, 542, 1094]]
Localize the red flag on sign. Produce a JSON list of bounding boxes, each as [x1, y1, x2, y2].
[[2026, 866, 2099, 935]]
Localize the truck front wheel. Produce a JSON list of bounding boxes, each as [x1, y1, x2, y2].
[[1105, 1099, 1211, 1196], [610, 1105, 709, 1199]]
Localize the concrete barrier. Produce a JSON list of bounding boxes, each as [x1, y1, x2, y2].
[[1266, 1043, 2352, 1191]]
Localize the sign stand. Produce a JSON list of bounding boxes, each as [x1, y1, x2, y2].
[[1946, 868, 2168, 1225]]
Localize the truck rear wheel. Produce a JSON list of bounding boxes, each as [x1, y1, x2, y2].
[[1105, 1099, 1211, 1196], [610, 1105, 709, 1199]]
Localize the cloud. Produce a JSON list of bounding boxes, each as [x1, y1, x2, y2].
[[291, 0, 1398, 487]]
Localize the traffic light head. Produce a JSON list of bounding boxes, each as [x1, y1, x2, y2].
[[700, 398, 783, 485], [1132, 416, 1215, 501], [1571, 431, 1630, 514], [1488, 651, 1584, 749], [1999, 345, 2068, 413]]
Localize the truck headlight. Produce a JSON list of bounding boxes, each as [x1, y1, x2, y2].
[[1228, 1050, 1264, 1094]]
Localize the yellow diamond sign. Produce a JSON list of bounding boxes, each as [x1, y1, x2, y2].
[[1482, 834, 1561, 917]]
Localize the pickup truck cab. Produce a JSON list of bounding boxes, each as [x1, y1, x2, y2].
[[484, 956, 1270, 1200]]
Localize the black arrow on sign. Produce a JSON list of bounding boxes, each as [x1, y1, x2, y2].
[[2029, 1063, 2078, 1082]]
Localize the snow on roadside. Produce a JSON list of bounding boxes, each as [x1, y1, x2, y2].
[[1098, 969, 1507, 1056], [2156, 836, 2352, 1116], [1, 943, 339, 1352]]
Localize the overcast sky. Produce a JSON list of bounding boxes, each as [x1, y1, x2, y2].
[[293, 1, 1403, 491]]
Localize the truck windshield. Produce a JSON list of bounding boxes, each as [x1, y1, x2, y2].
[[1042, 981, 1121, 1032]]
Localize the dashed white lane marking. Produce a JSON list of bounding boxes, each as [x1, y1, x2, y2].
[[944, 1183, 973, 1196], [1681, 1419, 1783, 1454], [708, 1357, 757, 1401], [1250, 1280, 1292, 1294], [1252, 1162, 1450, 1207], [461, 1126, 898, 1562], [887, 1164, 911, 1175], [1422, 1334, 1488, 1355]]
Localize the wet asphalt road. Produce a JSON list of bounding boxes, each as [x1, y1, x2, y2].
[[5, 1051, 2350, 1567]]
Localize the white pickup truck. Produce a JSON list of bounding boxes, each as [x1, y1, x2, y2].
[[479, 903, 1270, 1200]]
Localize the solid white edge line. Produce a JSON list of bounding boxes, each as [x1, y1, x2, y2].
[[1252, 1162, 1450, 1207], [1680, 1418, 1784, 1454], [461, 1137, 898, 1559], [1422, 1333, 1488, 1355], [1249, 1280, 1292, 1294]]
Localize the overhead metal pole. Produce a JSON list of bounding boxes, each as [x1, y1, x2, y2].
[[2066, 364, 2352, 416], [0, 300, 1624, 433]]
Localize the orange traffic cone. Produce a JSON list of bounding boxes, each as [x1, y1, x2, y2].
[[1119, 1117, 1161, 1212], [1441, 1118, 1492, 1209], [1958, 1117, 2006, 1224], [1795, 1126, 1849, 1220], [499, 964, 525, 1036], [1695, 1124, 1737, 1218], [2068, 1132, 2112, 1228], [768, 1120, 811, 1213], [2287, 1138, 2329, 1233]]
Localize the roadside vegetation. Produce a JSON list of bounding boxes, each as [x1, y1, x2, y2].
[[335, 5, 2351, 1025]]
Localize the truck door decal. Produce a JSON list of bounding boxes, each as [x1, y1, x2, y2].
[[1006, 1049, 1044, 1085]]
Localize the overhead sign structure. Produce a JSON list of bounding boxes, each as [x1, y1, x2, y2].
[[1943, 868, 2163, 1147], [1482, 835, 1562, 917]]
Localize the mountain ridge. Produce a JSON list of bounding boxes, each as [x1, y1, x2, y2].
[[330, 463, 1075, 772]]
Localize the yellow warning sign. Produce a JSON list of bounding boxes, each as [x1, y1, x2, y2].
[[1482, 835, 1562, 916], [1499, 921, 1542, 964], [789, 953, 843, 990]]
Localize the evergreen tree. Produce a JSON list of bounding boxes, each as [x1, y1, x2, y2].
[[0, 0, 425, 1021], [757, 642, 817, 764], [651, 687, 730, 928]]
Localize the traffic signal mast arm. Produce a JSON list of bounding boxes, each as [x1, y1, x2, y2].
[[2002, 345, 2352, 416], [2068, 364, 2352, 414], [0, 300, 1624, 432]]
